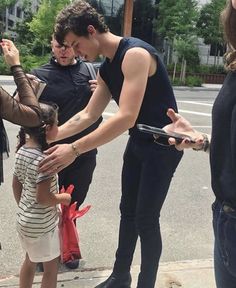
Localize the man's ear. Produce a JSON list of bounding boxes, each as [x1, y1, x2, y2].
[[87, 25, 95, 35], [45, 124, 51, 132]]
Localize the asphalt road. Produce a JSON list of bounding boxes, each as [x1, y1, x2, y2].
[[0, 80, 217, 278]]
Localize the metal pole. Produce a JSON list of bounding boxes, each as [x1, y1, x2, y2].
[[123, 0, 134, 37]]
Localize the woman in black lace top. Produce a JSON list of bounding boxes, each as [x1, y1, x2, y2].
[[0, 39, 42, 185]]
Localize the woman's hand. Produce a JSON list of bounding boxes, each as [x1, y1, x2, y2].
[[163, 108, 205, 150], [39, 144, 77, 174], [1, 39, 20, 67]]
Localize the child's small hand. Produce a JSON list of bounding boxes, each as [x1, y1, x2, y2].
[[64, 184, 74, 196], [61, 193, 71, 206]]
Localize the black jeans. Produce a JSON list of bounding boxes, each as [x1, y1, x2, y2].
[[113, 137, 183, 288], [58, 155, 96, 209]]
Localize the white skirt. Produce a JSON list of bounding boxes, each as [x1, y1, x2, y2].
[[18, 226, 60, 263]]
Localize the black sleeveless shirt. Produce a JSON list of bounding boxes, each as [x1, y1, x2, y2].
[[99, 37, 178, 140]]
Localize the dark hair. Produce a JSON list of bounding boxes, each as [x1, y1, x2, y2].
[[54, 0, 109, 45], [221, 0, 236, 70], [16, 102, 58, 152]]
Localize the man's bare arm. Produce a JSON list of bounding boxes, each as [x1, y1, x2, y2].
[[55, 74, 111, 141], [12, 175, 22, 205]]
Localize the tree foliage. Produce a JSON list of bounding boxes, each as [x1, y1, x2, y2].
[[29, 0, 71, 45], [174, 38, 200, 66], [0, 0, 17, 13], [154, 0, 199, 41], [196, 0, 225, 46], [14, 0, 34, 44]]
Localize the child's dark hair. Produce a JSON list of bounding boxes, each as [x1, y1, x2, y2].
[[16, 102, 58, 152]]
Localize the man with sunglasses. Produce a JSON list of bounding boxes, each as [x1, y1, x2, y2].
[[31, 35, 101, 269]]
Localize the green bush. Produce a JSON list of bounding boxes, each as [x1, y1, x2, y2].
[[171, 76, 203, 87], [167, 63, 226, 75], [21, 54, 50, 72], [174, 39, 200, 68], [0, 60, 11, 75], [171, 78, 183, 86], [185, 76, 203, 87], [208, 65, 226, 74], [0, 54, 51, 75]]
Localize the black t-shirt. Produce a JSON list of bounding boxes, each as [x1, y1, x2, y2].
[[31, 58, 102, 156], [211, 71, 236, 206]]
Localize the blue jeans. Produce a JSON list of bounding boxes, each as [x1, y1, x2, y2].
[[213, 200, 236, 288], [113, 137, 183, 288]]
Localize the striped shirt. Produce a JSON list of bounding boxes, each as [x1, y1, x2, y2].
[[13, 146, 59, 239]]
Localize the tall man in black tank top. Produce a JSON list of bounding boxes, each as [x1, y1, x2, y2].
[[39, 1, 183, 287]]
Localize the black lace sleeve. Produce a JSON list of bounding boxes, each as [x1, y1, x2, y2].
[[0, 65, 42, 126]]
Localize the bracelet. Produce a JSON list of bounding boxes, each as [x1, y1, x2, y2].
[[71, 143, 80, 157], [193, 134, 210, 152]]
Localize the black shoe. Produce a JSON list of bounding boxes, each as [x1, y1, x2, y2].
[[64, 259, 80, 269], [95, 273, 131, 288]]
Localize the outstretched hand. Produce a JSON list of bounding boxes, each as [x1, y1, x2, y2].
[[1, 39, 20, 67], [163, 108, 204, 150], [39, 144, 77, 174]]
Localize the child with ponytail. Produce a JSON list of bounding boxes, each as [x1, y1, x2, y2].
[[12, 102, 71, 288]]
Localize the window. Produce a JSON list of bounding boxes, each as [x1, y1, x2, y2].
[[210, 43, 226, 57], [16, 7, 22, 18], [8, 6, 14, 15], [8, 19, 14, 28]]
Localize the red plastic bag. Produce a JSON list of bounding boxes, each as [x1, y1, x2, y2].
[[59, 185, 91, 263]]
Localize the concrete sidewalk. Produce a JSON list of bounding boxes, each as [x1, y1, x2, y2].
[[0, 259, 215, 288]]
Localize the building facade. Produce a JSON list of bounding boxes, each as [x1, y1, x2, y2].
[[2, 0, 40, 38]]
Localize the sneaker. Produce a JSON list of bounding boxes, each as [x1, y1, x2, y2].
[[64, 259, 80, 269]]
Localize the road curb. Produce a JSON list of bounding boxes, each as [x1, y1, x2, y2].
[[173, 86, 221, 92]]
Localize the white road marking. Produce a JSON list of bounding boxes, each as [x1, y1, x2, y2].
[[193, 126, 211, 129], [103, 101, 212, 118], [178, 101, 213, 107], [178, 109, 211, 117], [103, 112, 115, 117]]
